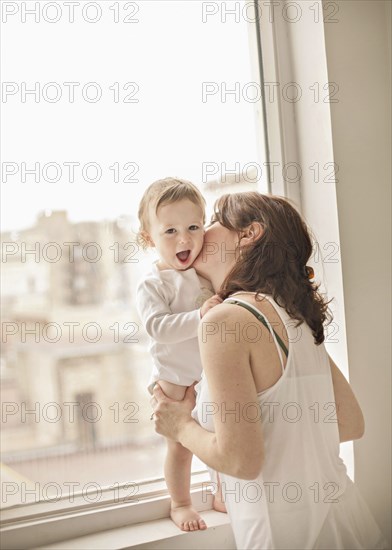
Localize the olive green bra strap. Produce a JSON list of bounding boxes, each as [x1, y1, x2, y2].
[[224, 298, 289, 358]]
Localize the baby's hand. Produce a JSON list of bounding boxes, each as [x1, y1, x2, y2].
[[200, 294, 223, 318]]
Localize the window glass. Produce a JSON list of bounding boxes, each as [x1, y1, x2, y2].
[[1, 0, 267, 508]]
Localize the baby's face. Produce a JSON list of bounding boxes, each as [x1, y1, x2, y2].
[[146, 199, 205, 270]]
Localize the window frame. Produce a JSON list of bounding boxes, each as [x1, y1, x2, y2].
[[0, 470, 213, 548], [255, 0, 301, 205]]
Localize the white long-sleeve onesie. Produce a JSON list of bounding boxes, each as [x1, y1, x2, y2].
[[136, 260, 214, 394]]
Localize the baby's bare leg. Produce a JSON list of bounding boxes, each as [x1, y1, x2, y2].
[[213, 472, 227, 513], [157, 379, 207, 532]]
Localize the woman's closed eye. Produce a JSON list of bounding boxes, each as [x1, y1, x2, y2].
[[206, 217, 218, 228]]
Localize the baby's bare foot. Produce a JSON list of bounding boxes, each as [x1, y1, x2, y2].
[[213, 494, 227, 513], [170, 504, 207, 531]]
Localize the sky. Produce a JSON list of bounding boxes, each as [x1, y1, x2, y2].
[[1, 0, 264, 232]]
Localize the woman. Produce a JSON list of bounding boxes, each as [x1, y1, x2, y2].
[[151, 192, 388, 549]]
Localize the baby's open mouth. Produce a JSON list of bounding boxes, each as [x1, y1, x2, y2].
[[176, 250, 191, 263]]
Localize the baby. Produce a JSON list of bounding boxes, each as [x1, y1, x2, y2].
[[136, 177, 222, 531]]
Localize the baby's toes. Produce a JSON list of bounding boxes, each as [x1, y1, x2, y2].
[[199, 519, 207, 530]]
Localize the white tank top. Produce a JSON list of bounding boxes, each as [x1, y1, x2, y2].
[[191, 292, 388, 549]]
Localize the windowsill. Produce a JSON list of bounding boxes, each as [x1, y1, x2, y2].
[[1, 471, 235, 549], [35, 509, 235, 550]]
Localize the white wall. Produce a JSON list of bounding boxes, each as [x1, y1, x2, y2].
[[322, 1, 391, 543], [268, 0, 392, 543]]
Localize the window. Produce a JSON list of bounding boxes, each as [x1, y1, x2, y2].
[[1, 3, 359, 548], [1, 0, 267, 514]]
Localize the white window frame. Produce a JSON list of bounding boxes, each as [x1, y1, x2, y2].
[[0, 2, 300, 547], [1, 470, 214, 549], [255, 0, 301, 205]]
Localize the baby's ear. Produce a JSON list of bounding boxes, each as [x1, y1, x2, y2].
[[141, 231, 155, 247]]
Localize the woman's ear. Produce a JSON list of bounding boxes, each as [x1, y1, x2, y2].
[[239, 222, 264, 245]]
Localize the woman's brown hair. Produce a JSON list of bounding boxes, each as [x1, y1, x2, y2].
[[214, 192, 332, 345]]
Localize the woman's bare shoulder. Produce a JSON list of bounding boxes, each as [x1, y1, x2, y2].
[[201, 294, 280, 325], [198, 301, 254, 352], [200, 300, 251, 323]]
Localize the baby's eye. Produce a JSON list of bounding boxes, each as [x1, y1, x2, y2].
[[189, 225, 200, 231], [165, 228, 176, 234]]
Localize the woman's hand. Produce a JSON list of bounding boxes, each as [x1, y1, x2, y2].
[[151, 382, 197, 442], [200, 294, 223, 318]]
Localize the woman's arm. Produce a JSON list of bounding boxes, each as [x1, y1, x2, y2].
[[328, 354, 365, 442], [179, 304, 264, 479]]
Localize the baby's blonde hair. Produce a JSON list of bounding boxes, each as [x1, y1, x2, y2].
[[137, 177, 206, 249]]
